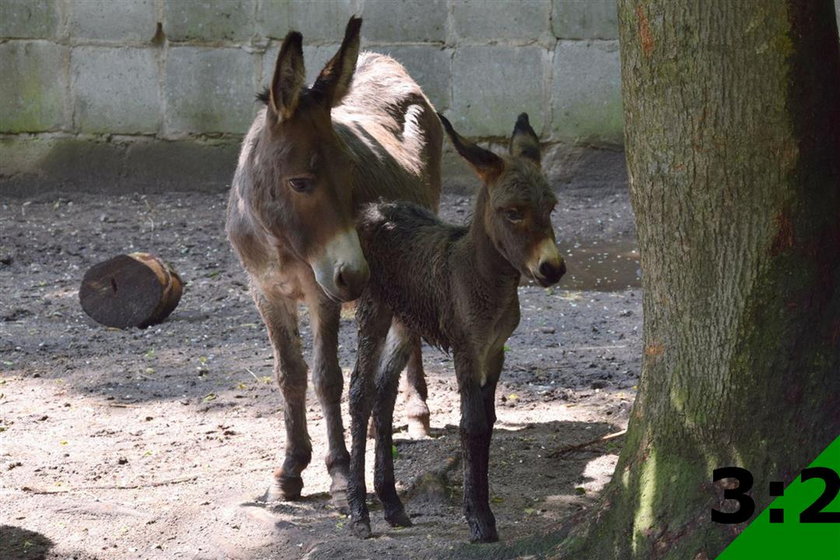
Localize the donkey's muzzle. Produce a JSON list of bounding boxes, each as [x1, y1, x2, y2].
[[334, 262, 370, 301], [312, 229, 370, 302], [536, 258, 566, 287]]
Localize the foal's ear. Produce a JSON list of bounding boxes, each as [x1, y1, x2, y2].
[[312, 16, 362, 108], [508, 113, 541, 166], [439, 113, 504, 183], [269, 31, 305, 121]]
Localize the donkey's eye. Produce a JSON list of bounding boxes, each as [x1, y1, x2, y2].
[[288, 177, 314, 193], [504, 208, 524, 223]]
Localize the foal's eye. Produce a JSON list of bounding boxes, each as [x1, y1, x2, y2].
[[504, 208, 524, 223], [288, 177, 314, 193]]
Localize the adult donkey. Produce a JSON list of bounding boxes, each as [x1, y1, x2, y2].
[[226, 17, 441, 507]]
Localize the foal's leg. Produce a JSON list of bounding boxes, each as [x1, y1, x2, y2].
[[373, 321, 415, 527], [482, 349, 504, 431], [306, 293, 351, 509], [401, 339, 431, 439], [348, 294, 391, 539], [253, 289, 311, 501], [455, 351, 498, 543]]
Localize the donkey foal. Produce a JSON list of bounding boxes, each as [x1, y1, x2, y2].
[[347, 113, 565, 542]]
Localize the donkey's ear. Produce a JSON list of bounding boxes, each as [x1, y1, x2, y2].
[[269, 31, 305, 120], [439, 113, 504, 183], [508, 113, 541, 166], [312, 16, 361, 108]]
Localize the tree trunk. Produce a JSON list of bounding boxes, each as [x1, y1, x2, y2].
[[558, 2, 840, 558]]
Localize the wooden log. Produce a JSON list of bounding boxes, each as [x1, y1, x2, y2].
[[79, 253, 183, 329]]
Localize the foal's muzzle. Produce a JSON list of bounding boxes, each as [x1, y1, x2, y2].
[[536, 259, 566, 286], [528, 238, 566, 287]]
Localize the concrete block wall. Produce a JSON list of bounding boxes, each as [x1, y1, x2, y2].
[[16, 1, 837, 195]]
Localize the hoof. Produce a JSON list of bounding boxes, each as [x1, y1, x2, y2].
[[328, 468, 350, 514], [329, 489, 350, 515], [265, 474, 304, 502], [468, 525, 499, 543], [384, 507, 412, 528], [349, 519, 373, 539], [406, 416, 431, 440]]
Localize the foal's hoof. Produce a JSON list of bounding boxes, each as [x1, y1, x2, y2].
[[384, 507, 412, 528], [349, 519, 373, 539], [265, 474, 304, 502], [468, 526, 499, 544], [468, 518, 499, 543]]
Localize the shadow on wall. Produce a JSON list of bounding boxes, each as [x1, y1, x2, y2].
[[0, 526, 54, 560], [0, 136, 241, 197]]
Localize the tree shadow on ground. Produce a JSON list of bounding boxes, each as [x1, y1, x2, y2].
[[0, 526, 54, 560]]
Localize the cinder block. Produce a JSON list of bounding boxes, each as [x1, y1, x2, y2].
[[362, 0, 447, 43], [552, 0, 618, 40], [68, 0, 157, 42], [441, 142, 481, 195], [71, 46, 159, 134], [451, 46, 548, 138], [551, 40, 623, 144], [452, 0, 553, 45], [163, 0, 255, 43], [286, 0, 361, 44], [256, 0, 290, 40], [0, 136, 126, 195], [123, 139, 240, 192], [0, 41, 66, 133], [164, 47, 258, 136], [261, 43, 339, 88], [1, 135, 59, 178], [542, 143, 627, 191], [0, 0, 59, 39], [0, 136, 241, 195], [369, 45, 451, 110]]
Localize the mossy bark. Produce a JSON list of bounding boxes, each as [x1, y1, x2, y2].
[[557, 2, 840, 558]]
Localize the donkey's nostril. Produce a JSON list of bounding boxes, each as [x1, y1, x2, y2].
[[334, 263, 370, 300], [335, 268, 348, 290], [539, 260, 566, 284]]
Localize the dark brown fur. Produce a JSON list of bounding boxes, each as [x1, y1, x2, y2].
[[226, 17, 442, 507], [347, 114, 565, 542]]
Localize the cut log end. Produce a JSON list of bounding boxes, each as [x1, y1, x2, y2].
[[79, 253, 183, 329]]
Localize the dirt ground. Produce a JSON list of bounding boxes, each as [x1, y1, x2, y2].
[[0, 179, 641, 560]]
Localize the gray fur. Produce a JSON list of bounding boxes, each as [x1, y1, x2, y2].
[[347, 114, 566, 543]]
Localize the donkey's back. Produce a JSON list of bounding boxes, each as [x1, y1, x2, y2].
[[335, 52, 442, 210], [357, 201, 463, 350]]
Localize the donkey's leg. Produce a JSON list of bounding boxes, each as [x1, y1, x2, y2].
[[482, 349, 504, 431], [373, 321, 415, 527], [401, 339, 431, 439], [348, 294, 392, 539], [253, 290, 311, 501], [454, 351, 498, 543], [307, 295, 351, 508]]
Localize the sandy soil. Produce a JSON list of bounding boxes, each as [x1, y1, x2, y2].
[[0, 184, 640, 560]]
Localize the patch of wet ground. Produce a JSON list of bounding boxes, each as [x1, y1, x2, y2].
[[0, 187, 640, 559]]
